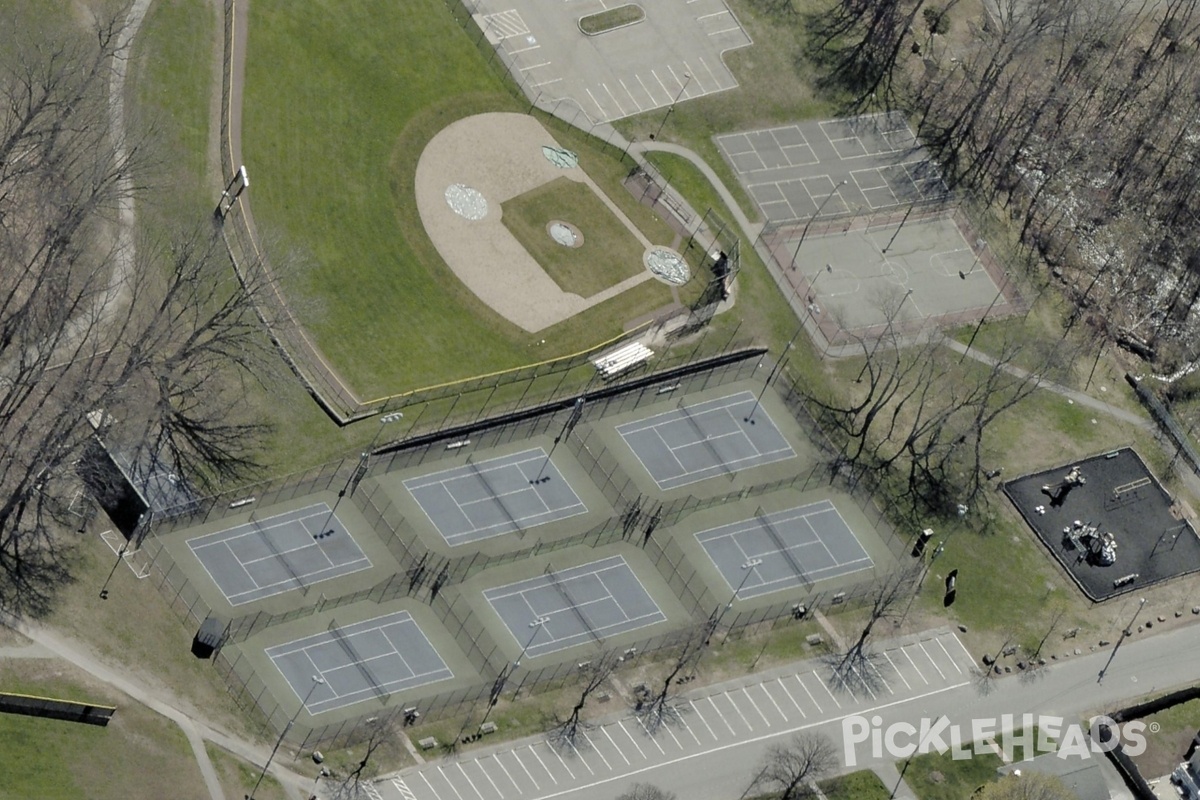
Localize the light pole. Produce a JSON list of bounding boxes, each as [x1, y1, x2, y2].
[[651, 73, 691, 141], [789, 182, 847, 270], [249, 675, 324, 799], [319, 411, 403, 536], [1098, 597, 1146, 683], [856, 288, 913, 383], [460, 615, 549, 745], [715, 558, 762, 631], [959, 264, 1011, 364]]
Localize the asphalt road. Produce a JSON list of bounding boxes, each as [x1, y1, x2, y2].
[[368, 622, 1200, 800]]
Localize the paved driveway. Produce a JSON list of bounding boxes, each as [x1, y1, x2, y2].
[[370, 628, 975, 800], [473, 0, 751, 123]]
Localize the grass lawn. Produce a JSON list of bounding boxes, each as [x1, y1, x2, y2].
[[244, 0, 683, 399], [501, 177, 646, 298], [820, 769, 891, 800], [206, 742, 288, 800], [905, 748, 1004, 800], [0, 660, 207, 800], [1129, 697, 1200, 778]]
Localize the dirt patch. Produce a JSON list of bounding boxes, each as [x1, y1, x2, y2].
[[413, 112, 651, 332]]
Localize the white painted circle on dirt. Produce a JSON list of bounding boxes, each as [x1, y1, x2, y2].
[[445, 184, 488, 220], [644, 246, 690, 285]]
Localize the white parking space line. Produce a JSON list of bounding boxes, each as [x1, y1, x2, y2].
[[635, 716, 667, 754], [883, 652, 911, 690], [794, 674, 822, 713], [618, 79, 643, 113], [951, 633, 975, 667], [678, 714, 703, 745], [705, 695, 737, 736], [919, 642, 947, 680], [602, 83, 626, 117], [568, 741, 594, 775], [652, 69, 670, 97], [486, 754, 519, 795], [758, 683, 789, 721], [774, 676, 805, 716], [435, 767, 467, 800], [852, 665, 877, 700], [813, 672, 841, 708], [585, 88, 605, 118], [548, 745, 575, 779], [741, 686, 772, 726], [528, 745, 558, 784], [935, 637, 963, 674], [533, 76, 562, 88], [470, 761, 503, 797], [635, 73, 658, 106], [510, 750, 540, 790], [902, 646, 929, 685], [454, 763, 484, 800], [617, 720, 647, 760], [662, 720, 684, 750], [869, 660, 895, 695], [601, 725, 631, 765], [682, 60, 707, 93], [520, 61, 551, 72], [418, 772, 440, 800], [582, 730, 611, 770], [722, 690, 754, 732], [507, 43, 541, 55], [689, 700, 720, 740]]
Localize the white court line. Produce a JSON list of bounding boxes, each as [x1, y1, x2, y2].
[[883, 652, 912, 690], [652, 428, 690, 475], [490, 754, 521, 794], [454, 763, 484, 800], [902, 646, 929, 685], [919, 642, 947, 680], [689, 700, 719, 741], [617, 720, 647, 760], [774, 677, 804, 716], [704, 695, 737, 736], [581, 730, 611, 770], [470, 761, 504, 798], [436, 767, 467, 800], [510, 750, 540, 790], [813, 672, 841, 708], [601, 725, 630, 765], [187, 504, 330, 549]]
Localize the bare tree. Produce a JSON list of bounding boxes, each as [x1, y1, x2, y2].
[[831, 565, 919, 689], [635, 628, 705, 734], [748, 732, 838, 800], [326, 718, 395, 800], [0, 5, 273, 612], [616, 784, 677, 800], [975, 772, 1075, 800], [548, 656, 615, 751]]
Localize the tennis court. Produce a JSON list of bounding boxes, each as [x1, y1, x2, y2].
[[403, 448, 588, 545], [186, 504, 371, 606], [266, 612, 454, 715], [696, 499, 873, 599], [483, 555, 667, 658], [616, 391, 796, 490]]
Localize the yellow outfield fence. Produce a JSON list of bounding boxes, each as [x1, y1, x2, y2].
[[0, 691, 116, 727]]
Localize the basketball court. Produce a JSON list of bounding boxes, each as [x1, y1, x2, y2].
[[266, 611, 454, 714], [483, 555, 667, 658], [615, 391, 796, 490], [403, 448, 587, 545], [186, 504, 371, 606], [695, 499, 874, 599]]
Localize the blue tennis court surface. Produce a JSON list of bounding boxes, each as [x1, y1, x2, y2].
[[483, 556, 666, 658], [404, 448, 587, 546], [696, 500, 873, 599], [267, 612, 454, 715], [616, 391, 796, 490], [187, 504, 371, 606]]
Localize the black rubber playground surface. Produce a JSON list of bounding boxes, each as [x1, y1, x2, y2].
[[267, 611, 453, 715], [186, 504, 371, 606], [483, 555, 667, 658], [696, 500, 873, 599], [615, 391, 796, 490], [1003, 448, 1200, 600], [403, 448, 587, 546]]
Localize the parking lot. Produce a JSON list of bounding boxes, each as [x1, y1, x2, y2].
[[475, 0, 750, 123]]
